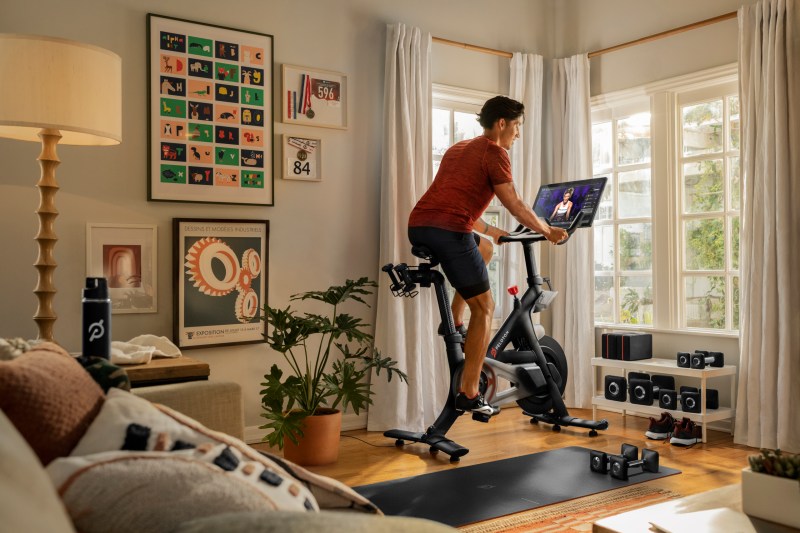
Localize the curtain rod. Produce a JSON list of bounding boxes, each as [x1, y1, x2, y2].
[[432, 10, 738, 60]]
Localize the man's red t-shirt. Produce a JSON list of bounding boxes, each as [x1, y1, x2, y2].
[[409, 136, 513, 233]]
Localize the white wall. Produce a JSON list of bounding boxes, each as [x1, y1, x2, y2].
[[0, 0, 549, 430]]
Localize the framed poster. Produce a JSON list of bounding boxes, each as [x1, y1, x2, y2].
[[148, 14, 274, 206], [86, 223, 158, 314], [283, 134, 321, 181], [281, 64, 347, 129], [173, 219, 269, 349]]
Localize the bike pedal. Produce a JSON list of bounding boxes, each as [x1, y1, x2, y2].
[[472, 412, 492, 423]]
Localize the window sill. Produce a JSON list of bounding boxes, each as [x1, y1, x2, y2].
[[594, 323, 740, 340]]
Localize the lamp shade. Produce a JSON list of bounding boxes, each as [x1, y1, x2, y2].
[[0, 34, 121, 145]]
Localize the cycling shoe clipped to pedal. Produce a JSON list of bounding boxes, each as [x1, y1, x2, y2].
[[455, 392, 500, 422]]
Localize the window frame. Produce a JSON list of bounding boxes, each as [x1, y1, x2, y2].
[[590, 64, 740, 337]]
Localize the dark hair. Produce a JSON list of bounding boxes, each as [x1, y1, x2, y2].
[[477, 96, 525, 129]]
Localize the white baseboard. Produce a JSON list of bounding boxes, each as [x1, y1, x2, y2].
[[244, 411, 367, 445]]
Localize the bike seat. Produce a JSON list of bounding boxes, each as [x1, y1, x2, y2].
[[411, 246, 439, 266]]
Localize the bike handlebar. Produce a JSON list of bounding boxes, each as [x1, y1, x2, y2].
[[498, 211, 585, 245]]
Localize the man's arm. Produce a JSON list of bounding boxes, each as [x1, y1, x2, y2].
[[475, 217, 509, 244], [494, 182, 568, 244]]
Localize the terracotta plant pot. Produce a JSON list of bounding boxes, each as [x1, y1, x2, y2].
[[282, 408, 342, 466]]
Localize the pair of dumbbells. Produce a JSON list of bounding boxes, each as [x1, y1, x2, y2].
[[590, 443, 660, 481], [628, 373, 719, 412], [677, 350, 724, 369], [603, 373, 671, 403]]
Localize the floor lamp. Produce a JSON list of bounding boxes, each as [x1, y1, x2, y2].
[[0, 34, 122, 341]]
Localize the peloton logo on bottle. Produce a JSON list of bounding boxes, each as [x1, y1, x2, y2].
[[87, 320, 105, 342]]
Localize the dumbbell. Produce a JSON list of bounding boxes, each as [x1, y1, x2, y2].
[[690, 350, 724, 369], [658, 386, 719, 411], [589, 443, 638, 474], [604, 375, 627, 402], [677, 350, 724, 368], [609, 448, 660, 481], [628, 374, 675, 406]]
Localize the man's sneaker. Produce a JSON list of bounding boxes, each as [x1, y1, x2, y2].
[[645, 411, 676, 440], [454, 392, 500, 417], [669, 417, 702, 446], [438, 322, 467, 340]]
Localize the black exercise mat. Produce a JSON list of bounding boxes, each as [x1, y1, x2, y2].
[[354, 445, 680, 527]]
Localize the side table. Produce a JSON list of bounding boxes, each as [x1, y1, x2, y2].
[[124, 356, 209, 387]]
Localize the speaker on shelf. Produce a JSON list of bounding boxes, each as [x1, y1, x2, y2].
[[604, 375, 627, 402], [601, 333, 619, 359]]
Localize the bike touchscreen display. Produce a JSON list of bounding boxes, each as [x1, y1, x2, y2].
[[532, 176, 608, 229]]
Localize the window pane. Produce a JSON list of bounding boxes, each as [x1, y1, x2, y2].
[[432, 108, 450, 156], [432, 159, 441, 176], [729, 156, 740, 210], [729, 96, 740, 151], [594, 275, 615, 322], [487, 258, 501, 318], [618, 169, 651, 218], [732, 275, 740, 330], [682, 100, 723, 156], [594, 225, 614, 271], [616, 113, 651, 166], [592, 121, 612, 173], [454, 111, 481, 144], [731, 216, 740, 270], [620, 276, 653, 325], [684, 159, 724, 213], [619, 223, 652, 271], [684, 275, 725, 329], [596, 174, 614, 221], [684, 218, 724, 270]]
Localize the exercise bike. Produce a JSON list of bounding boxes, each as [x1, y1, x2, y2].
[[382, 212, 608, 462]]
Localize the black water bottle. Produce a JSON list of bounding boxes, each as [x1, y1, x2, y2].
[[82, 277, 111, 359]]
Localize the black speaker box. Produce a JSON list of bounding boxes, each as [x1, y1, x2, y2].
[[617, 332, 652, 361], [601, 333, 619, 359], [604, 375, 627, 402]]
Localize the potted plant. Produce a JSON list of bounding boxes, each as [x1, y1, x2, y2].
[[741, 449, 800, 528], [259, 277, 407, 466]]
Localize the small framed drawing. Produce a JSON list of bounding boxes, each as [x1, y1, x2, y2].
[[173, 218, 268, 349], [281, 64, 347, 129], [86, 223, 158, 314], [283, 135, 321, 181], [147, 13, 275, 206]]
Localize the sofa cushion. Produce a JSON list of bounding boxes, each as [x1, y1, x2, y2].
[[71, 388, 377, 513], [48, 445, 317, 533], [0, 342, 104, 465], [0, 409, 75, 533]]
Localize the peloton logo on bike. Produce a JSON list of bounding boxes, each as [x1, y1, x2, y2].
[[491, 331, 510, 357]]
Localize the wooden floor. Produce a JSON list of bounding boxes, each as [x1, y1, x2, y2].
[[252, 407, 756, 498]]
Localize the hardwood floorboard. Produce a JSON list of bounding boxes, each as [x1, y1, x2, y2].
[[252, 406, 756, 497]]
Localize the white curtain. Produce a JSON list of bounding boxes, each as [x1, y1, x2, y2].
[[548, 54, 594, 409], [504, 53, 544, 318], [735, 0, 800, 452], [369, 24, 447, 432]]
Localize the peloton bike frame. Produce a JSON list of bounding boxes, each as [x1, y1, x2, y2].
[[382, 213, 608, 461]]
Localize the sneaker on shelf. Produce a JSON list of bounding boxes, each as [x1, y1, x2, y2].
[[438, 322, 467, 340], [454, 392, 499, 417], [645, 411, 676, 440], [669, 417, 702, 446]]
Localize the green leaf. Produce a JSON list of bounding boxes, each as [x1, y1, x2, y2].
[[259, 409, 308, 449]]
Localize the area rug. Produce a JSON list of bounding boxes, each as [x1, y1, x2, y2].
[[459, 484, 681, 532], [354, 446, 681, 526]]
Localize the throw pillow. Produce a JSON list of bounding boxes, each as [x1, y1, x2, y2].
[[47, 446, 313, 533], [71, 388, 378, 513], [0, 342, 104, 465], [0, 409, 76, 533]]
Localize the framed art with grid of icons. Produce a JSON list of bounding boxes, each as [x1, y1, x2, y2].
[[148, 14, 274, 205]]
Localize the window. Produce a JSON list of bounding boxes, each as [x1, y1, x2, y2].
[[432, 85, 505, 323], [591, 66, 740, 334]]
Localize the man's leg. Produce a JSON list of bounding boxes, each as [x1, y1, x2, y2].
[[451, 236, 493, 327], [460, 289, 494, 398]]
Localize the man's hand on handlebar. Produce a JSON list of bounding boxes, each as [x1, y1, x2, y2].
[[546, 226, 568, 245], [487, 226, 510, 245]]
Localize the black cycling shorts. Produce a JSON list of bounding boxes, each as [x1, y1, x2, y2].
[[408, 226, 490, 300]]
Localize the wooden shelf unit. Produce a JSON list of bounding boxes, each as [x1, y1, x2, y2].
[[591, 357, 737, 443]]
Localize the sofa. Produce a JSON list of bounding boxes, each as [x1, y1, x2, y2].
[[0, 342, 454, 532]]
